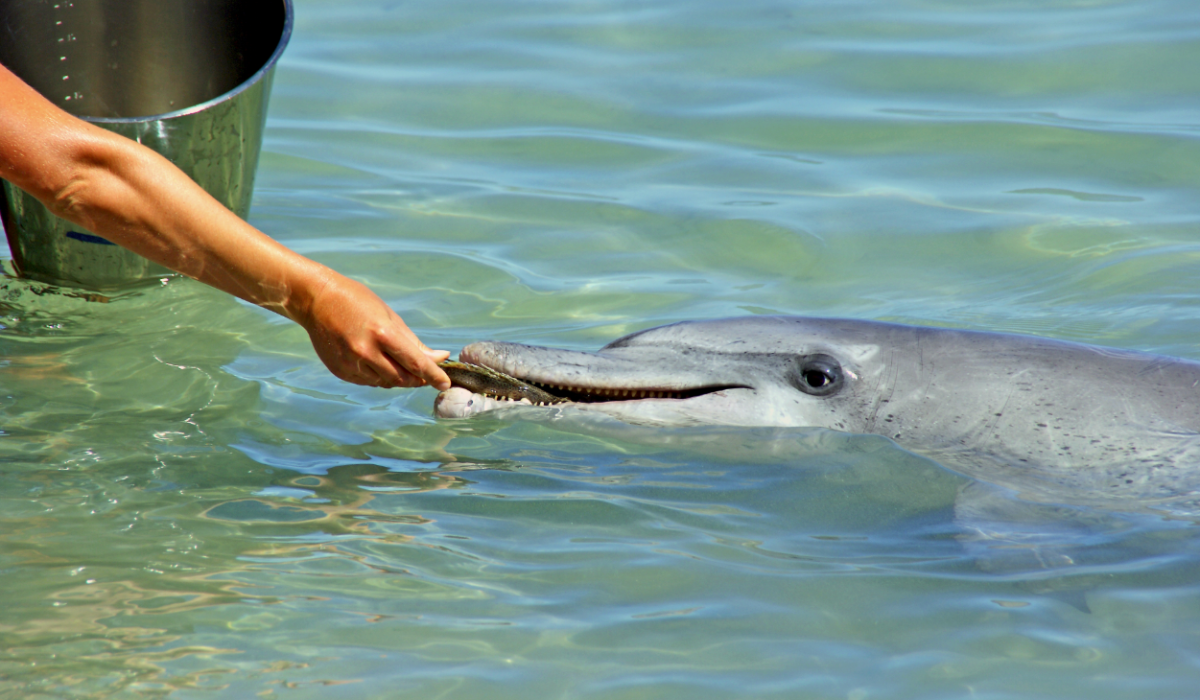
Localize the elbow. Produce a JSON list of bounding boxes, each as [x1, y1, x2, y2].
[[46, 172, 92, 222], [38, 132, 130, 229]]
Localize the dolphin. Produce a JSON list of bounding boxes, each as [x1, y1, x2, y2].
[[435, 316, 1200, 508]]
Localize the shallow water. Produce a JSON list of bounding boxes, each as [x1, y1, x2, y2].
[[4, 0, 1200, 697]]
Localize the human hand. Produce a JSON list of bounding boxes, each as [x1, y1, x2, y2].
[[0, 61, 451, 389], [297, 272, 451, 390]]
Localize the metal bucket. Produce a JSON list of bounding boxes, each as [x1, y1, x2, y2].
[[0, 0, 293, 289]]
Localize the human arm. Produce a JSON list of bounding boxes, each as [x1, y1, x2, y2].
[[0, 63, 450, 389]]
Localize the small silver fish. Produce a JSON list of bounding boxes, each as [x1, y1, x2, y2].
[[439, 361, 568, 405]]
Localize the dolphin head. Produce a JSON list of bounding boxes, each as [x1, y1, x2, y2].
[[438, 315, 1200, 505], [435, 316, 894, 429]]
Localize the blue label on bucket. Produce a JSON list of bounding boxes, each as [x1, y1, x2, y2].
[[66, 231, 116, 246]]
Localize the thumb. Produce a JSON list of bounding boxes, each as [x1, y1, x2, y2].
[[422, 346, 452, 363]]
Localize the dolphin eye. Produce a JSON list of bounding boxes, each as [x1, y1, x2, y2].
[[804, 368, 832, 388], [793, 355, 843, 397]]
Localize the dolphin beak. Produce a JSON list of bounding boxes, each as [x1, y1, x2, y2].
[[446, 341, 749, 404]]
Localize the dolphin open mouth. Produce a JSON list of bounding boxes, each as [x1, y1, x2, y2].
[[439, 341, 750, 408], [440, 360, 744, 405]]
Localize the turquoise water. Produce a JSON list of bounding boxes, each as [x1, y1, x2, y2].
[[4, 0, 1200, 696]]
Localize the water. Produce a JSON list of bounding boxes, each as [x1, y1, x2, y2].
[[4, 0, 1200, 696]]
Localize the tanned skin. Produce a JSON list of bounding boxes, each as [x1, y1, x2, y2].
[[0, 63, 450, 390]]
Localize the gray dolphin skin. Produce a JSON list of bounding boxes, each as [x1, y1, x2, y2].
[[435, 316, 1200, 504]]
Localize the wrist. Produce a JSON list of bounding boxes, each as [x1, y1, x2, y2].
[[279, 261, 339, 331]]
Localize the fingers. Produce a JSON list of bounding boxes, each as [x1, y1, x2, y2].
[[346, 358, 425, 389], [298, 272, 454, 390], [378, 337, 452, 391], [423, 347, 452, 363], [305, 323, 444, 390]]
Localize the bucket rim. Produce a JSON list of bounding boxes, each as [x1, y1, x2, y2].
[[82, 0, 294, 125]]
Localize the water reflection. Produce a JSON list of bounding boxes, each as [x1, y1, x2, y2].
[[0, 460, 488, 695], [205, 462, 472, 533]]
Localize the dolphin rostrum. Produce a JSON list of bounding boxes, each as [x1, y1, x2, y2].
[[435, 316, 1200, 506]]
